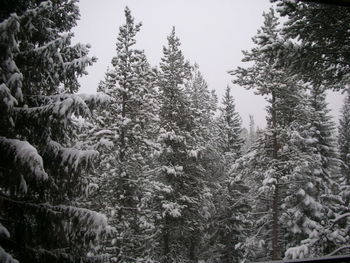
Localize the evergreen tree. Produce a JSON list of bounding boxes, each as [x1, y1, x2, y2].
[[232, 7, 346, 260], [155, 27, 206, 263], [216, 85, 245, 161], [282, 85, 344, 259], [230, 8, 336, 260], [85, 7, 159, 262], [0, 1, 111, 262], [231, 9, 287, 259], [185, 63, 214, 143], [200, 85, 247, 263]]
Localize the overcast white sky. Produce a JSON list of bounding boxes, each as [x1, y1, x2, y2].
[[73, 0, 344, 129]]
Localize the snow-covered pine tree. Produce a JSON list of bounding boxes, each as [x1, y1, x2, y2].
[[155, 27, 207, 263], [184, 63, 225, 261], [230, 8, 322, 260], [84, 7, 160, 262], [0, 1, 111, 262], [204, 85, 248, 263], [185, 63, 215, 143], [232, 7, 346, 260], [231, 9, 286, 259], [216, 85, 244, 161], [280, 84, 345, 259], [336, 89, 350, 250]]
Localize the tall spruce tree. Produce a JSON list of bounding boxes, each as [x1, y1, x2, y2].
[[216, 85, 244, 161], [155, 27, 206, 263], [0, 1, 111, 262], [231, 9, 287, 259], [281, 85, 345, 259], [232, 7, 346, 260], [85, 7, 159, 262], [230, 8, 332, 260]]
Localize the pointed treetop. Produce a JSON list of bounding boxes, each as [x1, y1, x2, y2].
[[160, 26, 191, 86], [116, 6, 142, 50], [254, 7, 280, 49]]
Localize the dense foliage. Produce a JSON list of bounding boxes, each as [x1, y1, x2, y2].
[[0, 0, 111, 262], [1, 1, 349, 263]]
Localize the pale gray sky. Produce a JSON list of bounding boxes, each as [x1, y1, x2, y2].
[[73, 0, 344, 129]]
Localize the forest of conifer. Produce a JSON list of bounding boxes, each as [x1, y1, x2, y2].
[[1, 1, 350, 263]]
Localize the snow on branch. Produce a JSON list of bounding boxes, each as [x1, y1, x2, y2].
[[284, 244, 309, 259], [45, 140, 99, 172], [57, 205, 109, 234], [14, 96, 91, 126], [27, 93, 110, 113], [0, 14, 20, 53], [0, 84, 18, 114], [0, 246, 18, 263], [332, 213, 350, 224], [78, 93, 113, 108], [0, 223, 10, 240], [53, 205, 113, 246], [0, 137, 48, 182], [0, 195, 112, 246], [0, 13, 23, 104], [161, 201, 186, 218]]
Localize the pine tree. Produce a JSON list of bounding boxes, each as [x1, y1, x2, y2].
[[155, 27, 206, 263], [282, 85, 344, 259], [216, 85, 245, 161], [185, 63, 214, 142], [231, 9, 287, 259], [85, 7, 159, 262], [0, 1, 111, 262], [231, 8, 328, 260], [197, 85, 247, 263], [232, 7, 345, 259]]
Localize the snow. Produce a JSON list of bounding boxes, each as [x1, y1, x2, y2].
[[0, 84, 18, 111], [98, 138, 114, 149], [162, 202, 184, 218], [0, 13, 20, 49], [285, 244, 309, 259], [93, 129, 115, 137], [78, 92, 112, 105], [165, 166, 176, 175], [57, 205, 112, 238], [0, 223, 10, 238], [0, 137, 48, 181], [332, 213, 350, 223], [0, 247, 18, 263], [188, 149, 199, 158], [297, 189, 305, 197], [329, 230, 346, 243], [6, 72, 23, 101], [47, 140, 99, 171], [19, 174, 28, 193]]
